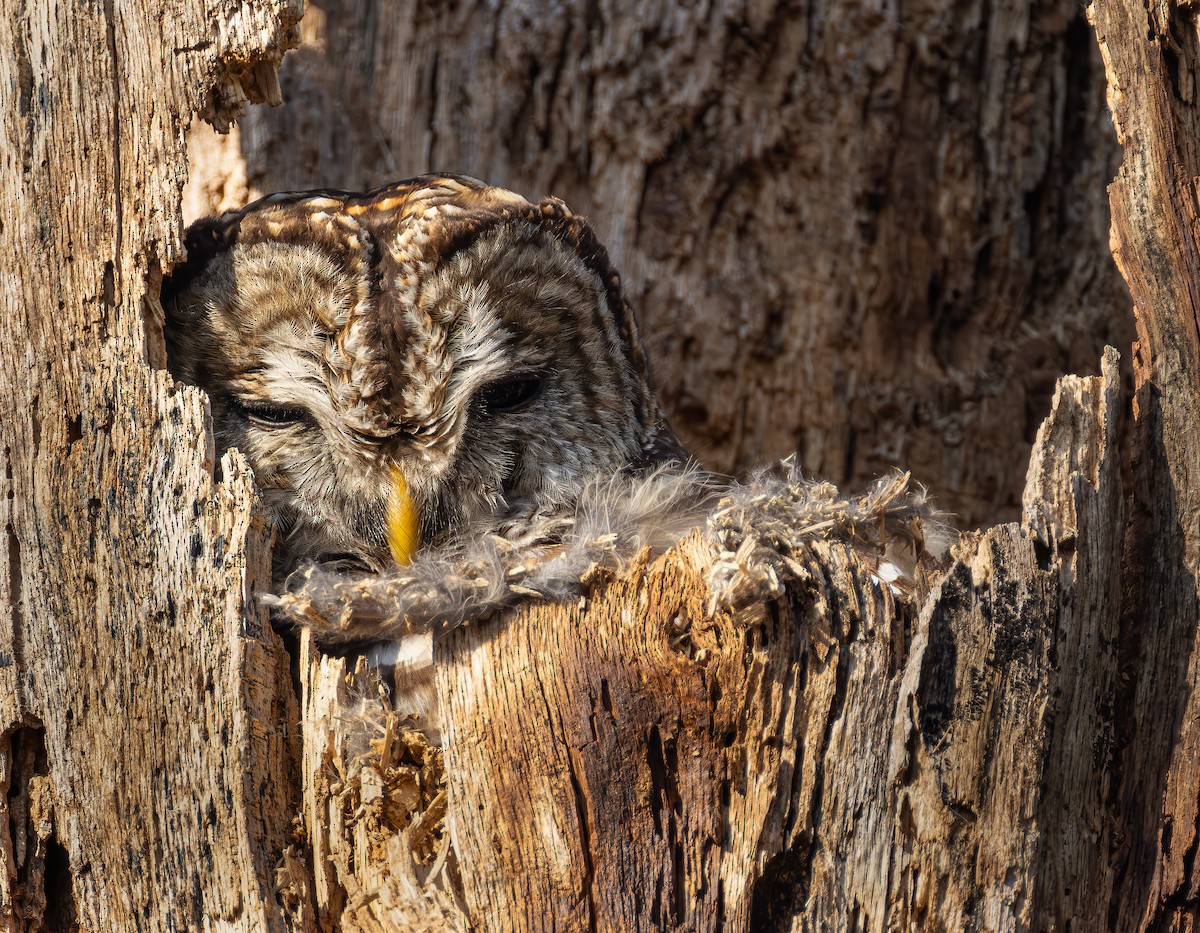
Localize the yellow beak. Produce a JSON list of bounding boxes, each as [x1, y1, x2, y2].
[[386, 465, 421, 565]]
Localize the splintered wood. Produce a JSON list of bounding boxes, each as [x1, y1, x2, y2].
[[8, 0, 1198, 924], [293, 642, 465, 931]]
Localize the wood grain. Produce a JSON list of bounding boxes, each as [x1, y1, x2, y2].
[[1091, 1, 1200, 927], [9, 0, 1200, 927], [0, 0, 302, 926]]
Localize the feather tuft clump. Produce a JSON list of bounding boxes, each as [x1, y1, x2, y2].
[[706, 458, 955, 614], [265, 462, 722, 644], [268, 459, 954, 646]]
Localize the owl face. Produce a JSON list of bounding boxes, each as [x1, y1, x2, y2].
[[164, 175, 682, 577]]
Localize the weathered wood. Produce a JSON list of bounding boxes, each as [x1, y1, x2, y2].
[[1024, 350, 1123, 927], [295, 642, 466, 931], [1090, 2, 1200, 927], [0, 0, 303, 927], [290, 354, 1122, 930], [185, 0, 1131, 529]]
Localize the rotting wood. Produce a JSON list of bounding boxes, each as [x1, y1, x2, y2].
[[9, 0, 1200, 928], [0, 0, 304, 927], [1090, 1, 1200, 927], [291, 350, 1126, 931], [292, 642, 467, 932]]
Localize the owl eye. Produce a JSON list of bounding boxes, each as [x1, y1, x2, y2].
[[229, 397, 307, 427], [477, 374, 545, 415]]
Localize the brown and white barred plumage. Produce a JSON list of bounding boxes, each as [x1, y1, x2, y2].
[[164, 174, 687, 591], [165, 176, 954, 736]]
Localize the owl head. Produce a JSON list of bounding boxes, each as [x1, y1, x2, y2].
[[163, 175, 684, 578]]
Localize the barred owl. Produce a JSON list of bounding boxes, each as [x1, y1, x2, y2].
[[163, 174, 690, 621]]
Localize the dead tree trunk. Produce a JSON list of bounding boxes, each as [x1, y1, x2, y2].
[[1089, 2, 1200, 927], [294, 362, 1125, 931], [5, 0, 1200, 930], [0, 0, 304, 929]]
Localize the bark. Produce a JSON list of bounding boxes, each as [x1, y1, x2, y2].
[[185, 0, 1132, 530], [7, 0, 1200, 930]]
